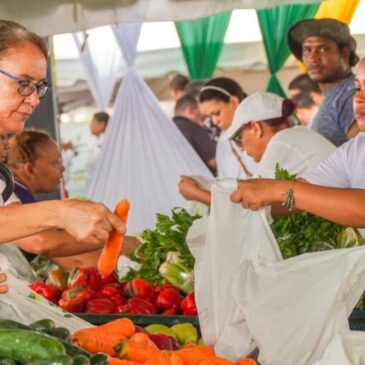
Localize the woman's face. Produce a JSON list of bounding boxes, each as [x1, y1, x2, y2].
[[199, 98, 238, 131], [0, 41, 47, 135], [354, 58, 365, 131], [31, 141, 65, 194]]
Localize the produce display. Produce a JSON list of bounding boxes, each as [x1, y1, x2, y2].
[[29, 268, 197, 316], [0, 317, 257, 365]]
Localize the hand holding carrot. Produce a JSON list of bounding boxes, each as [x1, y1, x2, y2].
[[97, 199, 130, 278]]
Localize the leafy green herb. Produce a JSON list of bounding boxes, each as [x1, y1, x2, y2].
[[122, 207, 200, 283]]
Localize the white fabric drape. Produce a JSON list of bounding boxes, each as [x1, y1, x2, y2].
[[112, 23, 142, 67], [87, 24, 212, 233], [73, 27, 122, 110], [2, 0, 324, 36]]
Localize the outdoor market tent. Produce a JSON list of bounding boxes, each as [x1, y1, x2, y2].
[[0, 0, 323, 36]]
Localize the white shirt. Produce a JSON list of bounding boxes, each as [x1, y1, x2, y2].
[[216, 137, 257, 179], [255, 126, 336, 178], [302, 132, 365, 235], [302, 132, 365, 188]]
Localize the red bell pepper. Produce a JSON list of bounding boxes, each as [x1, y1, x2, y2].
[[67, 268, 103, 291], [29, 281, 62, 304], [154, 288, 182, 312], [122, 297, 156, 314], [46, 268, 69, 291], [85, 298, 115, 314], [94, 285, 121, 298], [100, 272, 117, 286], [58, 286, 94, 313], [180, 292, 197, 316], [123, 278, 153, 300]]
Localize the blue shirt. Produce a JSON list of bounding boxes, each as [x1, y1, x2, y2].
[[311, 74, 355, 147]]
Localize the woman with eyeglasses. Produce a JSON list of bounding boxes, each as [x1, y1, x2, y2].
[[0, 20, 124, 284], [224, 92, 335, 179], [230, 57, 365, 232]]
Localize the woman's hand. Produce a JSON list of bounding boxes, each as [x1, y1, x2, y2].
[[58, 200, 125, 245], [0, 272, 8, 294], [178, 176, 204, 201], [230, 179, 289, 210]]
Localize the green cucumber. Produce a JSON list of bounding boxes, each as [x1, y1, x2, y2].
[[26, 355, 73, 365], [43, 327, 70, 341], [57, 339, 91, 359], [30, 320, 56, 332], [0, 319, 31, 330], [0, 329, 65, 363], [89, 353, 108, 365], [73, 355, 90, 365]]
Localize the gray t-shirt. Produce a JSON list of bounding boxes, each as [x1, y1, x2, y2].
[[311, 74, 355, 147]]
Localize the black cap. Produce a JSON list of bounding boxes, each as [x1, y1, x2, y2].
[[288, 18, 359, 66]]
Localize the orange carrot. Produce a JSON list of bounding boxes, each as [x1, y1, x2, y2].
[[212, 356, 234, 365], [116, 339, 161, 362], [71, 318, 135, 355], [235, 359, 257, 365], [169, 353, 184, 365], [98, 199, 130, 278], [175, 346, 215, 364], [108, 358, 139, 365], [97, 318, 135, 338], [71, 330, 126, 356]]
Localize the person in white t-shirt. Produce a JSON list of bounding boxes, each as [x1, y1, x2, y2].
[[179, 92, 334, 206], [225, 92, 335, 178], [230, 57, 365, 234]]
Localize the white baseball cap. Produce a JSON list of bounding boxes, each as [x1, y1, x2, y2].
[[222, 92, 287, 141]]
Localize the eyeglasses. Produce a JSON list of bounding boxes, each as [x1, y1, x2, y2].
[[0, 69, 50, 99], [231, 123, 251, 147]]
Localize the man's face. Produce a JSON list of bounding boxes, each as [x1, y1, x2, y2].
[[301, 37, 350, 83]]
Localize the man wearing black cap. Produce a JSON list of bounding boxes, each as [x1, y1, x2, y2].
[[288, 18, 360, 146]]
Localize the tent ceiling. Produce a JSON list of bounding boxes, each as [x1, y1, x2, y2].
[[1, 0, 322, 36]]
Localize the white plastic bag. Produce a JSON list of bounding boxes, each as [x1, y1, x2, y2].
[[232, 246, 365, 365], [0, 243, 36, 282], [186, 178, 282, 360], [0, 273, 92, 331]]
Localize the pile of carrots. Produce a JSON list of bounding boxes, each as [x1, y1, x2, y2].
[[71, 318, 257, 365]]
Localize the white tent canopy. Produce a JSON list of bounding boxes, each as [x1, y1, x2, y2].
[[1, 0, 322, 36]]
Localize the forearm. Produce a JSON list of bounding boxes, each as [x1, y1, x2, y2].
[[0, 201, 62, 243], [52, 249, 101, 270], [193, 189, 211, 206], [13, 230, 103, 258], [272, 181, 365, 227]]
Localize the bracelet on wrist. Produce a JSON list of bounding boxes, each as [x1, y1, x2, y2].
[[282, 180, 296, 211]]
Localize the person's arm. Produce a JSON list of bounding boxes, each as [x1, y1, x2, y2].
[[13, 231, 100, 258], [178, 176, 211, 206], [231, 179, 365, 228], [51, 236, 141, 270], [0, 199, 124, 244]]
